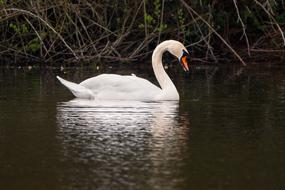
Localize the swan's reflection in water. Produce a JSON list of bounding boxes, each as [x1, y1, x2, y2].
[[56, 99, 189, 190]]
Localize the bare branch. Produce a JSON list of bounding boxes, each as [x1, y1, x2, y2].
[[232, 0, 251, 56], [3, 8, 78, 59], [254, 0, 285, 46], [180, 0, 247, 66]]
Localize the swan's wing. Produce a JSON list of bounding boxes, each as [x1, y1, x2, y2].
[[79, 74, 162, 100], [57, 76, 95, 99]]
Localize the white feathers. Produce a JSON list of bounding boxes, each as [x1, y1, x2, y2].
[[57, 76, 95, 99], [57, 40, 188, 101]]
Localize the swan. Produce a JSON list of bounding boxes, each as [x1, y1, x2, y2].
[[57, 40, 190, 101]]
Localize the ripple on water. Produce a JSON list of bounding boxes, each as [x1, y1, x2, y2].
[[56, 99, 189, 190]]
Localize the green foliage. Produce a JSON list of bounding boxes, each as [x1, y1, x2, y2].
[[1, 0, 285, 63], [9, 22, 28, 34], [154, 0, 161, 19], [177, 8, 185, 26], [26, 32, 46, 53], [158, 23, 167, 32], [139, 0, 167, 33], [26, 38, 41, 53], [139, 13, 154, 30], [145, 13, 154, 25], [177, 8, 186, 34]]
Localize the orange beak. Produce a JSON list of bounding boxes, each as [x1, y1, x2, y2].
[[179, 49, 190, 72], [181, 55, 189, 72]]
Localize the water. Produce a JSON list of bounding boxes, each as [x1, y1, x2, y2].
[[0, 64, 285, 190]]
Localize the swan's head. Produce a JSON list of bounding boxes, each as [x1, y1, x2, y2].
[[166, 40, 190, 72]]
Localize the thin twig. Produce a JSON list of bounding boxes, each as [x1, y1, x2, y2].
[[3, 8, 78, 59], [250, 48, 285, 52], [180, 0, 247, 66], [24, 16, 49, 56], [254, 0, 285, 46], [232, 0, 251, 55], [157, 0, 165, 44]]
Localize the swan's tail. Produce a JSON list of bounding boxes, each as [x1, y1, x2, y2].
[[56, 76, 95, 99]]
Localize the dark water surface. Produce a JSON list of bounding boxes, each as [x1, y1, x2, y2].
[[0, 64, 285, 190]]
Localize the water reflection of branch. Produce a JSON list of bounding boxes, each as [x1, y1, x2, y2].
[[205, 66, 218, 80]]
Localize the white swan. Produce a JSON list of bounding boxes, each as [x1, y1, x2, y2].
[[57, 40, 190, 101]]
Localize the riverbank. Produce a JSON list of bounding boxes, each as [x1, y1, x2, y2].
[[0, 1, 284, 66]]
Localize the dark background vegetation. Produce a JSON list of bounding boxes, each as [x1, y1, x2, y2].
[[0, 0, 284, 65]]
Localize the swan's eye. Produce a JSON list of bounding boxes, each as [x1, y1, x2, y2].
[[179, 50, 190, 72]]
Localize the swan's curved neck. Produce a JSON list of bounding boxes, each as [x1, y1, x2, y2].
[[152, 42, 178, 97]]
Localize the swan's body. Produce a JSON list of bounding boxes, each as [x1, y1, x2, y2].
[[57, 40, 189, 101], [57, 74, 166, 100]]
